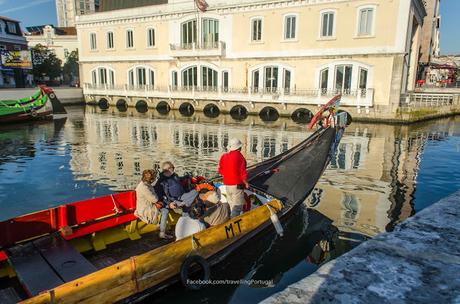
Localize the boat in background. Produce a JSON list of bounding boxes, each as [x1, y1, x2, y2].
[[0, 86, 67, 124], [0, 95, 346, 304]]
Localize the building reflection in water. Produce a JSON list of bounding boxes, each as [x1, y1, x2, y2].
[[69, 106, 457, 242]]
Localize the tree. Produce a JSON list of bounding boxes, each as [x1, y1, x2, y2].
[[63, 50, 79, 84], [31, 44, 62, 82]]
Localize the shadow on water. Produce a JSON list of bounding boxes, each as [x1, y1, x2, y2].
[[0, 105, 459, 302], [151, 206, 358, 304]]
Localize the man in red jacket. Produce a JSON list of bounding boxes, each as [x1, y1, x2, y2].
[[218, 138, 248, 217]]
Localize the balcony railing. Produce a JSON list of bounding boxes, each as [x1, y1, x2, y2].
[[402, 92, 459, 108], [84, 83, 374, 107], [170, 41, 221, 50], [169, 41, 226, 57]]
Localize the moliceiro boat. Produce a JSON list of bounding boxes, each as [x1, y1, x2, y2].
[[0, 96, 347, 303], [0, 86, 66, 124]]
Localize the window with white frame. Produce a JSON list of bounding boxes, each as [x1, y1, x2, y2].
[[334, 65, 353, 93], [180, 65, 219, 89], [283, 69, 291, 93], [99, 68, 107, 84], [91, 67, 115, 85], [284, 15, 296, 39], [358, 8, 374, 36], [202, 18, 219, 48], [182, 66, 198, 88], [91, 70, 97, 85], [128, 66, 155, 86], [107, 31, 114, 49], [202, 66, 218, 90], [321, 11, 335, 37], [126, 30, 134, 48], [358, 68, 368, 90], [171, 71, 178, 89], [318, 62, 371, 96], [320, 68, 329, 93], [264, 66, 278, 93], [147, 28, 155, 47], [181, 20, 197, 48], [222, 71, 229, 92], [252, 70, 260, 92], [251, 18, 262, 41], [90, 33, 97, 50], [251, 65, 292, 94]]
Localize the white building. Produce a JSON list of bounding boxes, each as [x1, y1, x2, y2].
[[25, 25, 78, 65], [56, 0, 99, 27], [77, 0, 428, 120]]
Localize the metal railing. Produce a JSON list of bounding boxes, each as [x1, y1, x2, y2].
[[169, 41, 224, 51], [84, 84, 374, 107], [403, 92, 458, 108]]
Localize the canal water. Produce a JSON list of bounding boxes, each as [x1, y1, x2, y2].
[[0, 106, 459, 303]]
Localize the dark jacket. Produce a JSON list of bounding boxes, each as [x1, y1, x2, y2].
[[154, 172, 185, 202]]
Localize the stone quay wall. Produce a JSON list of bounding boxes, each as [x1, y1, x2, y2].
[[261, 191, 460, 304]]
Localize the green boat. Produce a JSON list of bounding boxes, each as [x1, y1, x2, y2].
[[0, 86, 66, 124]]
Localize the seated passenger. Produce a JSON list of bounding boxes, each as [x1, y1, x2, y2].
[[201, 191, 230, 227], [154, 161, 186, 203], [175, 192, 206, 240], [135, 169, 175, 239]]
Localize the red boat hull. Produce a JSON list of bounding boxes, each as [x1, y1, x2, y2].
[[0, 191, 137, 250]]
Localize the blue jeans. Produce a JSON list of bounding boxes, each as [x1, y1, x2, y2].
[[159, 208, 169, 233]]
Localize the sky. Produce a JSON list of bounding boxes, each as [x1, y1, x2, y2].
[[0, 0, 459, 54]]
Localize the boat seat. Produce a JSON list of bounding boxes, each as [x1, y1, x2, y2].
[[33, 234, 97, 282], [58, 191, 137, 240], [7, 234, 96, 296], [7, 242, 63, 296]]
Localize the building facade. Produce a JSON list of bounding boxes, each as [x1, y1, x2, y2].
[[56, 0, 99, 27], [419, 0, 441, 64], [25, 25, 78, 65], [77, 0, 427, 119], [0, 16, 29, 87]]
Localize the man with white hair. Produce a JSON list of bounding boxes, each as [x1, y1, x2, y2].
[[218, 138, 248, 217]]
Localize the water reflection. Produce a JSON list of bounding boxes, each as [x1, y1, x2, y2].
[[0, 119, 66, 166], [52, 106, 460, 239], [70, 106, 311, 191], [0, 106, 459, 303]]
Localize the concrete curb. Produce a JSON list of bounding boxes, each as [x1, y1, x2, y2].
[[261, 191, 460, 304]]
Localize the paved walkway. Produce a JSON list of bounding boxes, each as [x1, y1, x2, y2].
[[262, 191, 460, 304]]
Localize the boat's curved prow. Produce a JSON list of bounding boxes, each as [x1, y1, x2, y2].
[[247, 94, 346, 207], [248, 127, 337, 205], [38, 85, 67, 115]]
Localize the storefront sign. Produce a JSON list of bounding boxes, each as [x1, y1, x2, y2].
[[1, 50, 33, 69]]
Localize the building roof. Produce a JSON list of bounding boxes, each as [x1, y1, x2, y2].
[[25, 25, 77, 36], [55, 27, 77, 35], [0, 15, 20, 23], [99, 0, 168, 12]]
